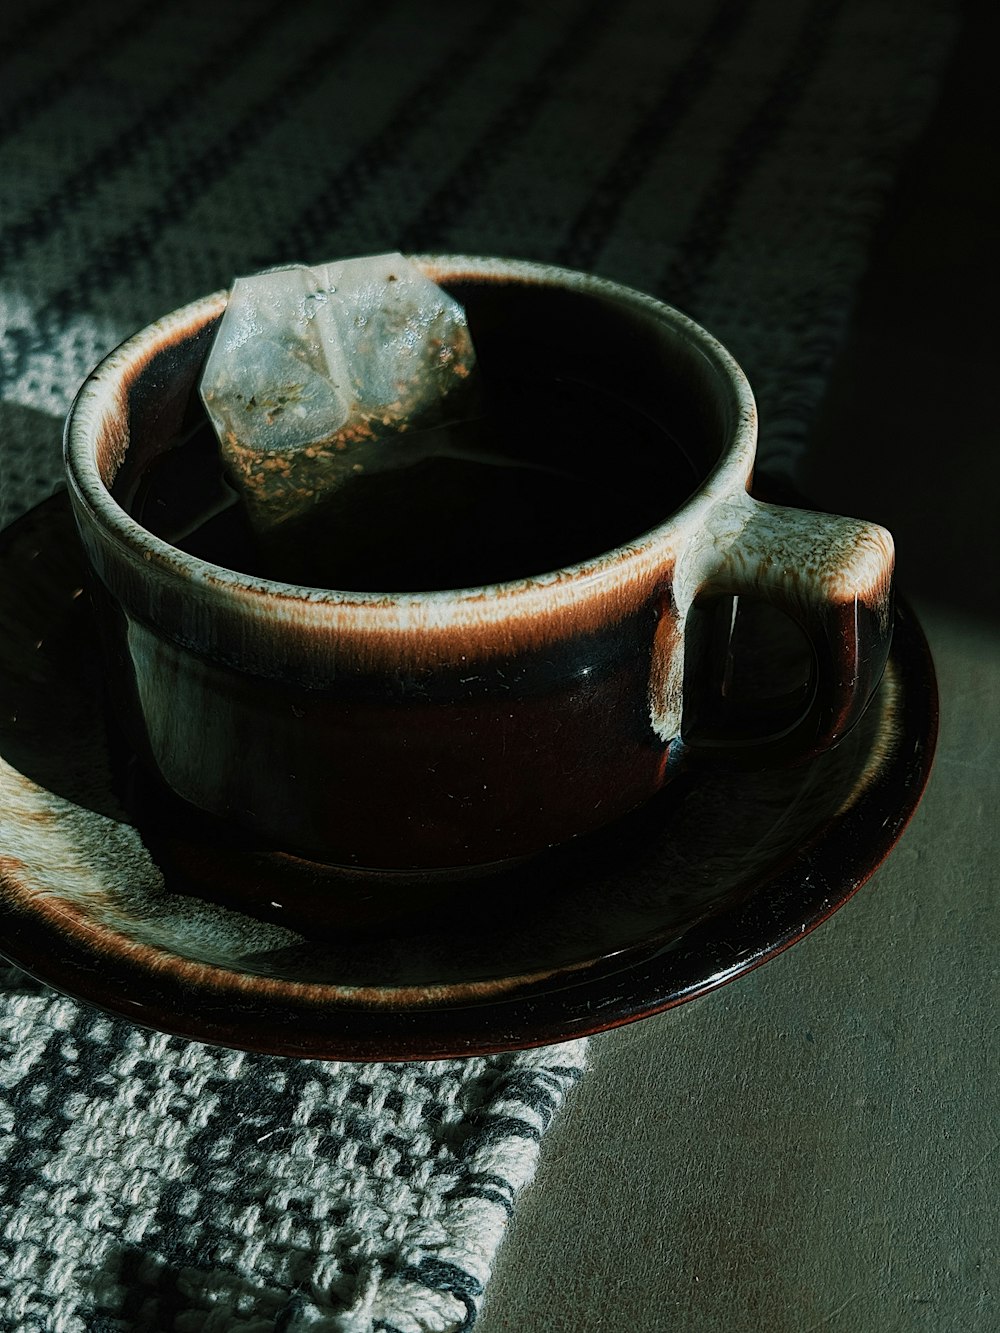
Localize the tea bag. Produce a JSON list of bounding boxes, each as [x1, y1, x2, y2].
[[199, 253, 482, 541]]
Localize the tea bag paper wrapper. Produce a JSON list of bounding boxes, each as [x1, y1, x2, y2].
[[199, 253, 481, 539]]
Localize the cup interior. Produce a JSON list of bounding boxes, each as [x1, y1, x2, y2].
[[446, 273, 734, 481], [86, 263, 748, 592]]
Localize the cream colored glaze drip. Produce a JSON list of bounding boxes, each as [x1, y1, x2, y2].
[[650, 493, 895, 742]]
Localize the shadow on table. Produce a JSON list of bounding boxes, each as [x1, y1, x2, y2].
[[797, 0, 997, 628], [0, 402, 64, 523]]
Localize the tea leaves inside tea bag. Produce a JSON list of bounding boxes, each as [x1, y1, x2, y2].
[[199, 253, 481, 545]]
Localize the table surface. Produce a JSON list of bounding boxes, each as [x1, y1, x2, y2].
[[478, 6, 998, 1331]]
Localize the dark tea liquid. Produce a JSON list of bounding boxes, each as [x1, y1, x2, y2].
[[118, 376, 699, 592]]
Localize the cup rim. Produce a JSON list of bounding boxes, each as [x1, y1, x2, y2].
[[63, 254, 758, 612]]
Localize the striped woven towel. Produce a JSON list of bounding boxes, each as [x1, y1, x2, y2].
[[0, 2, 956, 1329]]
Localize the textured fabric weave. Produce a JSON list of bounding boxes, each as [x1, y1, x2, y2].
[[0, 1, 956, 1329], [0, 989, 584, 1332]]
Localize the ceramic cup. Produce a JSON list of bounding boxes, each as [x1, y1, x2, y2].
[[64, 256, 894, 874]]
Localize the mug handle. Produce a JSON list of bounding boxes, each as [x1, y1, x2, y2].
[[682, 496, 895, 762]]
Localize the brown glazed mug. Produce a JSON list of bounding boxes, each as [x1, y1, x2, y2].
[[64, 256, 894, 875]]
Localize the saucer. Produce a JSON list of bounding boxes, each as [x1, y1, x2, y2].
[[0, 494, 937, 1060]]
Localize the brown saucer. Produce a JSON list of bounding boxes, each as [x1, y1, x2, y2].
[[0, 494, 937, 1060]]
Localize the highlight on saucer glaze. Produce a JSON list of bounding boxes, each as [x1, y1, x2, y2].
[[63, 256, 895, 873], [0, 497, 937, 1059]]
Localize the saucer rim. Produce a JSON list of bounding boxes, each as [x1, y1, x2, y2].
[[0, 498, 938, 1060]]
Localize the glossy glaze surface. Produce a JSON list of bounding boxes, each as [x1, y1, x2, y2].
[[63, 258, 895, 870]]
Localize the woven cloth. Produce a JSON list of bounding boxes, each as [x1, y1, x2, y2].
[[0, 2, 956, 1330]]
